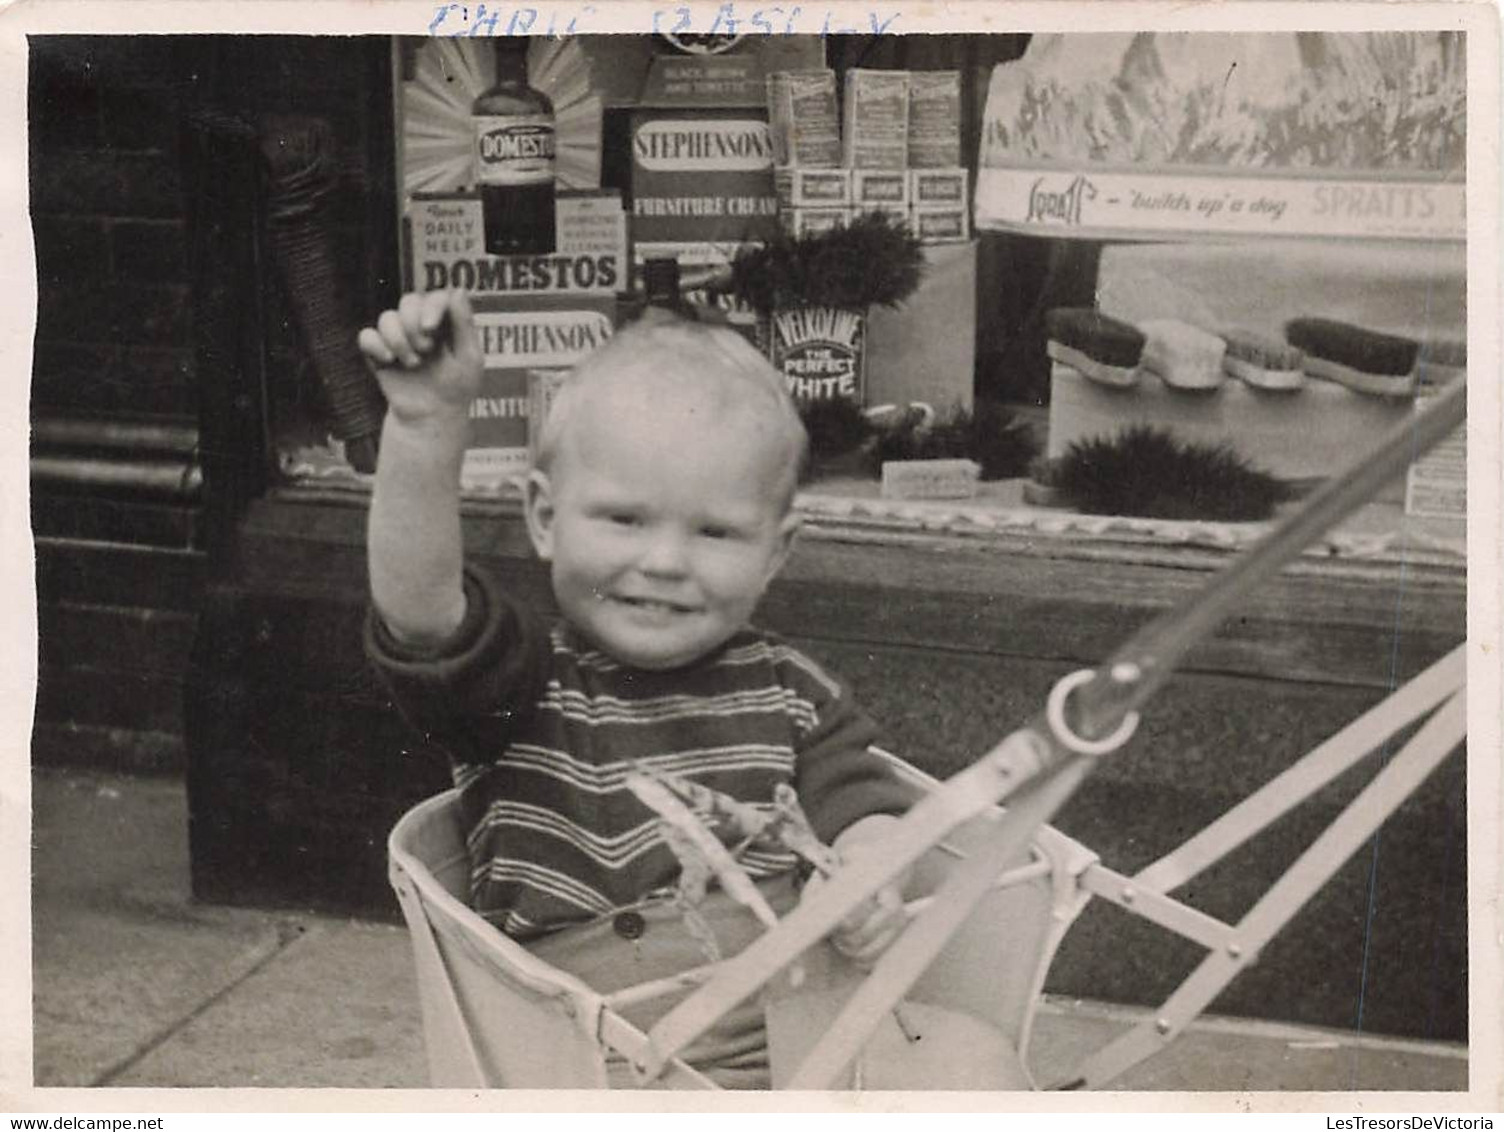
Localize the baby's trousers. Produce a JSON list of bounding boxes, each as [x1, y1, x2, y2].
[[527, 876, 799, 1088], [526, 875, 1030, 1091]]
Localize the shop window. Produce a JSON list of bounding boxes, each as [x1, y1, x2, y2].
[[270, 31, 1463, 570]]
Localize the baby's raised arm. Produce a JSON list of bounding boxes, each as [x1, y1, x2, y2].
[[359, 288, 484, 647]]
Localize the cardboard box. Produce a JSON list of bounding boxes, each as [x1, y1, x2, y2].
[[1405, 395, 1465, 519], [851, 169, 910, 207], [842, 69, 910, 169], [909, 167, 969, 207], [464, 293, 618, 490], [866, 241, 976, 413], [907, 71, 962, 168], [629, 108, 780, 247], [407, 191, 627, 296], [911, 206, 971, 244], [775, 166, 851, 208], [781, 207, 852, 238], [640, 52, 769, 107], [766, 70, 841, 168]]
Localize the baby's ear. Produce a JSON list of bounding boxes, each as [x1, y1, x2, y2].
[[523, 470, 556, 561], [765, 509, 801, 580]]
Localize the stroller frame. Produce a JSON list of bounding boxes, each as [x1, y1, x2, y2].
[[387, 380, 1468, 1091]]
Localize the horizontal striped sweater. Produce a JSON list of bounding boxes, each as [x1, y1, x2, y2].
[[368, 567, 916, 940]]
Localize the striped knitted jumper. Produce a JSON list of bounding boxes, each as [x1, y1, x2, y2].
[[369, 567, 913, 940]]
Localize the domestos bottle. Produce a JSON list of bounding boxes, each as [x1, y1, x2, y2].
[[472, 37, 556, 256]]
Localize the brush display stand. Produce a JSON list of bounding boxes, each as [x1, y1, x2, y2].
[[1095, 240, 1465, 347], [1051, 236, 1466, 504]]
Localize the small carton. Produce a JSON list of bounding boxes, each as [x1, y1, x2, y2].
[[775, 166, 851, 209], [766, 70, 841, 168], [907, 71, 962, 168], [909, 167, 970, 207], [881, 459, 980, 500], [911, 206, 971, 244], [851, 169, 911, 207], [1404, 393, 1466, 519], [842, 69, 910, 170], [781, 207, 852, 238]]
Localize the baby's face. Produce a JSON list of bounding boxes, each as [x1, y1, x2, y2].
[[527, 391, 798, 671]]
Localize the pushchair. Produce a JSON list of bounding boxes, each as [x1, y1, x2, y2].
[[387, 382, 1467, 1090]]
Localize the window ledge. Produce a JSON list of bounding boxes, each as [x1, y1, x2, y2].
[[275, 441, 1464, 582]]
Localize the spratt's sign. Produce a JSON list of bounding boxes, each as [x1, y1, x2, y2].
[[977, 167, 1464, 241], [1024, 174, 1097, 227]]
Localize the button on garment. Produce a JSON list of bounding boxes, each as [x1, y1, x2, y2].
[[613, 910, 647, 940]]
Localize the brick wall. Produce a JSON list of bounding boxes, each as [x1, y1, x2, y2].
[[29, 36, 207, 421], [29, 35, 399, 426], [30, 35, 397, 773]]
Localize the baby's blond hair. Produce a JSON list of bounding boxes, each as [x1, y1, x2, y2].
[[534, 314, 808, 508]]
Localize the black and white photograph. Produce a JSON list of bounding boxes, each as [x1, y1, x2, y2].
[[3, 0, 1499, 1115]]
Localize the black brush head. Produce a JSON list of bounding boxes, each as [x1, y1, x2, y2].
[[731, 212, 924, 315], [1045, 308, 1146, 368], [799, 397, 875, 460], [1285, 318, 1419, 376], [1056, 425, 1295, 522]]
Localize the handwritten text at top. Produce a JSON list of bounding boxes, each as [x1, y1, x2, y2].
[[427, 4, 902, 38]]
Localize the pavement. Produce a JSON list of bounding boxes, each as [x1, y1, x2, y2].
[[27, 766, 1472, 1096]]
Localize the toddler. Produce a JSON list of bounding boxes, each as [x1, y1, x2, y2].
[[360, 289, 915, 1084]]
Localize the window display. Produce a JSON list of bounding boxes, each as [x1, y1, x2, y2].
[[974, 30, 1465, 558], [273, 30, 1463, 570]]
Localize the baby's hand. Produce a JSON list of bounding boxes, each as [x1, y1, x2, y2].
[[357, 288, 483, 424], [802, 814, 911, 966]]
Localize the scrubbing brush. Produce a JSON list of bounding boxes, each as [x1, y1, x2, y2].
[[1221, 330, 1306, 391], [1045, 308, 1146, 389], [1136, 319, 1226, 391], [1285, 318, 1419, 398]]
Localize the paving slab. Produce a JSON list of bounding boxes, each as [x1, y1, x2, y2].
[[31, 769, 293, 1087], [112, 919, 428, 1089], [1028, 999, 1469, 1092]]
